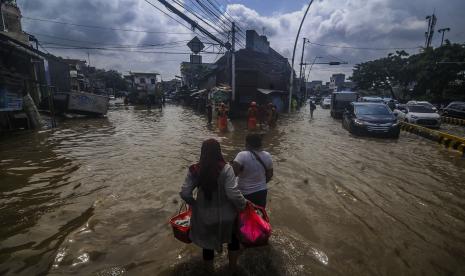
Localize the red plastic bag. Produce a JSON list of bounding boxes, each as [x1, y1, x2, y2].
[[238, 202, 271, 247], [169, 204, 192, 244]]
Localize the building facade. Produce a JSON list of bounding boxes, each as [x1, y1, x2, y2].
[[212, 30, 293, 113], [329, 73, 346, 92]]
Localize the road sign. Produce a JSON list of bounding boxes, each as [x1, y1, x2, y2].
[[187, 36, 204, 54]]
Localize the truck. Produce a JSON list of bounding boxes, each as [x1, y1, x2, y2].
[[330, 91, 358, 118]]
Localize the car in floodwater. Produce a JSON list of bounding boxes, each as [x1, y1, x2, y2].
[[342, 102, 400, 138], [442, 101, 465, 119], [361, 96, 384, 103], [321, 97, 331, 109], [397, 104, 441, 128], [407, 100, 437, 111]]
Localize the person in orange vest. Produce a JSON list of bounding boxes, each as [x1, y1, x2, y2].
[[247, 101, 258, 130], [217, 102, 228, 131]]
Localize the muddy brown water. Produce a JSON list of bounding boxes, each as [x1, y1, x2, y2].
[[1, 103, 465, 275]]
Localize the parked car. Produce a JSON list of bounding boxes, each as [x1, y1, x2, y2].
[[406, 101, 437, 111], [442, 101, 465, 119], [321, 97, 331, 109], [361, 96, 384, 103], [331, 92, 358, 118], [342, 102, 400, 138], [398, 104, 441, 128]]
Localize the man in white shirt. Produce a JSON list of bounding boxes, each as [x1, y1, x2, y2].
[[232, 134, 273, 207]]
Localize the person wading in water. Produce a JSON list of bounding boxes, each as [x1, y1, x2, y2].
[[232, 134, 273, 207], [206, 100, 213, 124], [247, 101, 258, 130], [180, 139, 247, 272], [217, 103, 228, 131], [310, 101, 316, 119]]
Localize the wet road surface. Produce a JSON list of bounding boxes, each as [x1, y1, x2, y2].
[[1, 103, 465, 275]]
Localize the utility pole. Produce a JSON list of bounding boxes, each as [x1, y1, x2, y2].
[[298, 37, 307, 103], [289, 0, 315, 112], [438, 27, 450, 46], [231, 22, 236, 102], [424, 13, 437, 48]]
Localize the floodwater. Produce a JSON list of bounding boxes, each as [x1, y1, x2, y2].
[[1, 102, 465, 276]]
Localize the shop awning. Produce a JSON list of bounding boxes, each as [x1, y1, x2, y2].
[[257, 88, 288, 95]]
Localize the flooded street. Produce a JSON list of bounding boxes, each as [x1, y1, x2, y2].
[[1, 103, 465, 275]]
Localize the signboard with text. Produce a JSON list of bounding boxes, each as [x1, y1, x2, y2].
[[0, 88, 23, 111]]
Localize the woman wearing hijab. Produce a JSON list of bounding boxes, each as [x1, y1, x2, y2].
[[180, 139, 247, 271]]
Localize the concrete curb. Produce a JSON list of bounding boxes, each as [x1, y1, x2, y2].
[[441, 116, 465, 126], [400, 122, 465, 156]]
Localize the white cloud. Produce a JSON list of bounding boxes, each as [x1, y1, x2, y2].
[[18, 0, 465, 82]]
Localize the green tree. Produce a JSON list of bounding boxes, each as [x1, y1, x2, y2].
[[350, 50, 410, 99], [351, 43, 465, 102]]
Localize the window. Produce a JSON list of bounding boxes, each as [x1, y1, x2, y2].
[[139, 78, 146, 84], [151, 78, 156, 84]]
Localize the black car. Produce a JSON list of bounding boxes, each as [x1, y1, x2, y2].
[[342, 102, 400, 138], [442, 101, 465, 119]]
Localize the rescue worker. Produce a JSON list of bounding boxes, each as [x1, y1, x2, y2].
[[247, 101, 258, 130], [217, 102, 228, 131]]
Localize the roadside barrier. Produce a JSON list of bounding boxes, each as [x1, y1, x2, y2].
[[399, 122, 465, 156], [441, 116, 465, 126]]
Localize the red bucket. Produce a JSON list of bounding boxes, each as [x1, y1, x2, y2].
[[169, 205, 192, 244]]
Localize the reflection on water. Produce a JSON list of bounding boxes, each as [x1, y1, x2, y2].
[[1, 104, 465, 275]]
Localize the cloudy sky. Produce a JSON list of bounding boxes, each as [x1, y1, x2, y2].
[[18, 0, 465, 83]]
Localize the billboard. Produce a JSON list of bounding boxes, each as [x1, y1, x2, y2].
[[0, 88, 23, 111]]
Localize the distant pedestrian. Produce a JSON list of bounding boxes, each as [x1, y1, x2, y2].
[[232, 134, 273, 208], [258, 104, 267, 129], [247, 101, 258, 130], [310, 101, 316, 118], [206, 100, 213, 124], [268, 103, 278, 128]]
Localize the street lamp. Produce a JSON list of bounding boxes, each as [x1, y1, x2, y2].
[[288, 0, 315, 112], [302, 59, 348, 98], [304, 56, 322, 99]]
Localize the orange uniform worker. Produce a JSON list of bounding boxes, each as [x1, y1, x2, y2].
[[217, 102, 228, 131], [247, 101, 258, 130]]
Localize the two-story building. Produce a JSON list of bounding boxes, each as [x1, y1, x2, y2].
[[203, 30, 293, 113], [329, 73, 346, 92], [124, 72, 159, 104]]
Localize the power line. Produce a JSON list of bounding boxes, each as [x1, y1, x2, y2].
[[143, 0, 221, 46], [22, 16, 194, 35], [43, 46, 225, 55], [40, 41, 191, 50], [32, 33, 191, 48], [172, 0, 228, 40], [307, 40, 422, 51]]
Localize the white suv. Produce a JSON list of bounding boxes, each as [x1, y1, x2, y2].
[[399, 104, 441, 128], [406, 101, 437, 111]]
